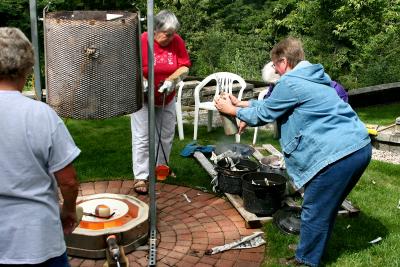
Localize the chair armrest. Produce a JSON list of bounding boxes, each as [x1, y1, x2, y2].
[[176, 81, 185, 104]]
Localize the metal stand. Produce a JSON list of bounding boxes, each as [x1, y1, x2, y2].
[[29, 0, 43, 101], [146, 1, 157, 266]]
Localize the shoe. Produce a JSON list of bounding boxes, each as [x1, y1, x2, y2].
[[133, 179, 148, 195], [278, 256, 304, 266], [288, 244, 297, 251]]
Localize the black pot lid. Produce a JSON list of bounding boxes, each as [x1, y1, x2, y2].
[[214, 143, 255, 157], [273, 206, 302, 235]]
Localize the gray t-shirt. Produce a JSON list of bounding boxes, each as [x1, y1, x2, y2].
[[0, 91, 81, 264]]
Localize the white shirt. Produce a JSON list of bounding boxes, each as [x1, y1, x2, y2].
[[0, 91, 80, 264]]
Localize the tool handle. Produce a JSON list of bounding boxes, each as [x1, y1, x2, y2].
[[106, 235, 120, 259]]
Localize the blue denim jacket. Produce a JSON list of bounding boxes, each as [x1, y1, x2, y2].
[[237, 61, 370, 188]]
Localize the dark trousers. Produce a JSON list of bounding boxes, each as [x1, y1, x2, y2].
[[0, 251, 70, 267], [295, 143, 372, 267]]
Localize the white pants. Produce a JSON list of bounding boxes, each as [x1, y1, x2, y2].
[[130, 98, 176, 180]]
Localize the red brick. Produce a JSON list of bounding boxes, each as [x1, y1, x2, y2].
[[173, 245, 190, 254], [194, 262, 213, 267], [80, 259, 96, 267], [234, 260, 262, 267], [175, 260, 193, 267], [198, 217, 215, 223], [192, 237, 208, 244], [191, 243, 208, 251], [176, 228, 191, 235], [172, 223, 188, 230], [108, 180, 122, 188], [158, 242, 175, 250], [161, 184, 179, 191], [238, 251, 265, 262], [176, 240, 192, 247], [182, 255, 201, 264], [161, 235, 176, 243], [190, 225, 205, 232], [215, 259, 235, 267], [200, 256, 219, 265], [223, 230, 241, 240], [192, 231, 208, 238], [168, 250, 185, 260], [204, 222, 220, 231], [177, 234, 192, 241], [81, 188, 95, 195], [160, 230, 175, 237], [155, 262, 170, 267], [208, 238, 225, 246], [69, 258, 83, 267], [131, 251, 147, 258], [208, 232, 224, 240], [161, 256, 180, 266], [205, 208, 221, 217]]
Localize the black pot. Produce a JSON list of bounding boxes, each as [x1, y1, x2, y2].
[[215, 159, 259, 195], [241, 171, 286, 216]]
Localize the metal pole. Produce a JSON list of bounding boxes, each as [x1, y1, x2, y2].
[[147, 1, 157, 266], [29, 0, 43, 101]]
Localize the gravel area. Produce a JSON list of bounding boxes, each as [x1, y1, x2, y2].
[[372, 148, 400, 164]]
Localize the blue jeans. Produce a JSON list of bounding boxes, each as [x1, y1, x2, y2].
[[0, 251, 70, 267], [295, 143, 372, 267]]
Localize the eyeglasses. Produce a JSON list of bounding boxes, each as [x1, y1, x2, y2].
[[272, 58, 285, 69]]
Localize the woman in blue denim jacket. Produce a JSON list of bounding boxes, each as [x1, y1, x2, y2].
[[215, 37, 371, 267]]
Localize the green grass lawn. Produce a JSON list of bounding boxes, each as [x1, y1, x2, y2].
[[65, 102, 400, 267]]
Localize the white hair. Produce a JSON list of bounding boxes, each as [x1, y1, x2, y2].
[[154, 10, 180, 32], [0, 27, 34, 80], [261, 61, 280, 84]]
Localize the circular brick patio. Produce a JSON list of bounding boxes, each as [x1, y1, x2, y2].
[[68, 181, 265, 267]]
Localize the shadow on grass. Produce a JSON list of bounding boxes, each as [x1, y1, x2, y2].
[[322, 212, 388, 265], [263, 212, 388, 267]]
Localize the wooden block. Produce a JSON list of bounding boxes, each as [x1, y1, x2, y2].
[[262, 144, 282, 157], [225, 193, 272, 228], [284, 196, 360, 217], [252, 147, 264, 161], [193, 151, 218, 179]]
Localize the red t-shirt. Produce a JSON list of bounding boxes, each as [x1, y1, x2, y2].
[[141, 32, 191, 105]]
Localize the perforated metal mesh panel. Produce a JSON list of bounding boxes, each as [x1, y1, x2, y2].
[[44, 11, 142, 119]]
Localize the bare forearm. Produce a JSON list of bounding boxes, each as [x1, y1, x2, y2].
[[55, 164, 79, 212], [166, 66, 189, 84]]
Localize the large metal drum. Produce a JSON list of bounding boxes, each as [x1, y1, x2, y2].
[[44, 11, 143, 119]]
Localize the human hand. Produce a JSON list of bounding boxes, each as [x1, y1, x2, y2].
[[60, 206, 78, 235], [214, 94, 237, 116], [158, 80, 174, 94], [228, 94, 240, 106], [238, 121, 247, 134], [143, 79, 148, 93]]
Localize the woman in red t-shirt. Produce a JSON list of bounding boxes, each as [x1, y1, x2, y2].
[[131, 10, 191, 194]]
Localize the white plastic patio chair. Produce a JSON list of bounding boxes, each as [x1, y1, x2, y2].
[[175, 80, 185, 140], [193, 72, 247, 143], [252, 88, 278, 145]]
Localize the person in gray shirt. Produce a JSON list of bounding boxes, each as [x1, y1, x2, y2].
[[0, 27, 81, 266]]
